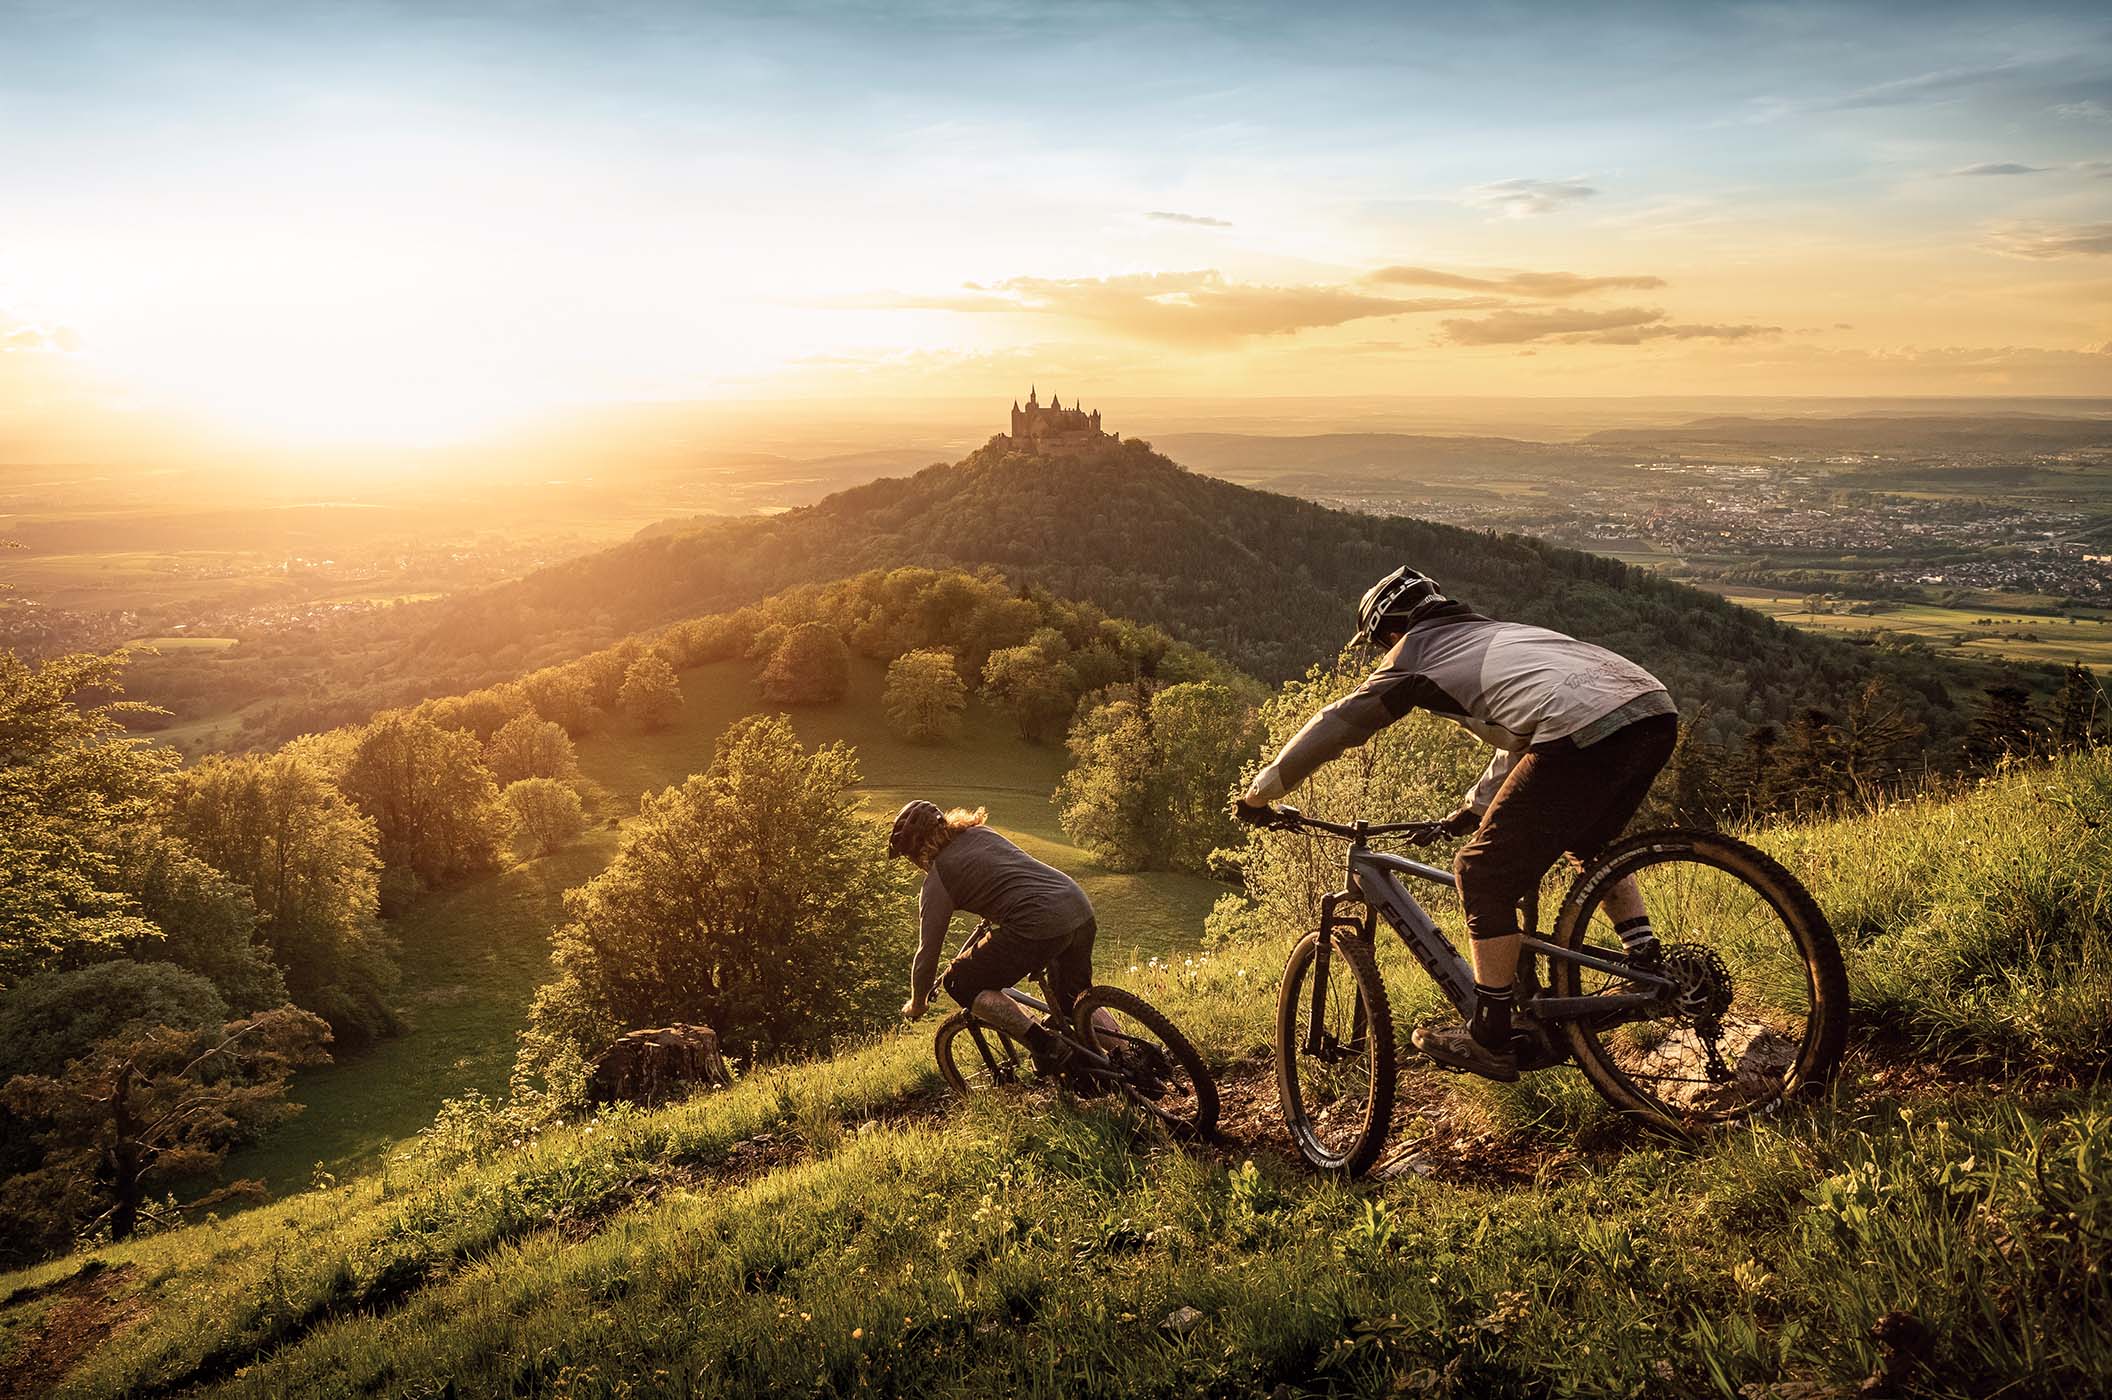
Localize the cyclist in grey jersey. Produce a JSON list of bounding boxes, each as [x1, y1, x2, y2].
[[1240, 567, 1678, 1080], [892, 801, 1099, 1073]]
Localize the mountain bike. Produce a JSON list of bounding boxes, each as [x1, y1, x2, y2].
[[1258, 807, 1849, 1174], [931, 922, 1219, 1138]]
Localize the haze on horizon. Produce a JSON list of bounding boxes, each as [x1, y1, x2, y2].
[[3, 0, 2110, 464]]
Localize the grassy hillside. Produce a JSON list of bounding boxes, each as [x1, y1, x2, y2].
[[8, 751, 2107, 1399], [223, 655, 1221, 1194]]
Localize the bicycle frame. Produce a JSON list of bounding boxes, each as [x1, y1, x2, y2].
[[1298, 816, 1677, 1051], [948, 925, 1131, 1082]]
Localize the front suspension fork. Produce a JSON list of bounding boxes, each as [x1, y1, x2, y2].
[[1303, 890, 1371, 1056]]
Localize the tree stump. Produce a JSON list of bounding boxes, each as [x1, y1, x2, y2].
[[587, 1024, 729, 1108]]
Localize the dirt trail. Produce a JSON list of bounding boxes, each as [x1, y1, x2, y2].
[[1205, 1057, 1590, 1187], [0, 1263, 143, 1400]]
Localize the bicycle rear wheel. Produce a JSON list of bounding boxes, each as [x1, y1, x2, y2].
[[1073, 986, 1218, 1138], [1276, 929, 1395, 1175], [933, 1012, 1030, 1096], [1552, 828, 1849, 1127]]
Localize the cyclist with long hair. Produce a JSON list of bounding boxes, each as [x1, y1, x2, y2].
[[891, 801, 1099, 1074], [1238, 567, 1678, 1081]]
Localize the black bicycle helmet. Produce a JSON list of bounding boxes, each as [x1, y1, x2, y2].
[[1353, 566, 1447, 647], [888, 799, 945, 859]]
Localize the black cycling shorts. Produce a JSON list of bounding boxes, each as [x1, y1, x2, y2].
[[940, 918, 1096, 1018]]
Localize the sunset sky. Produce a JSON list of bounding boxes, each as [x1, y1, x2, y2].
[[3, 0, 2110, 453]]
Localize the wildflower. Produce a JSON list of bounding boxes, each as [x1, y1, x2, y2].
[[852, 1328, 863, 1340]]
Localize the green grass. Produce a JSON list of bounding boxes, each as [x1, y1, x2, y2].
[[10, 752, 2112, 1396], [223, 658, 1220, 1195]]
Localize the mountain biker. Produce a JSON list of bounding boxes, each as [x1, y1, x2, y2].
[[1237, 567, 1678, 1081], [892, 800, 1098, 1075]]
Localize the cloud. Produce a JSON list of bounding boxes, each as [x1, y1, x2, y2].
[[0, 320, 82, 354], [1950, 162, 2047, 176], [1440, 306, 1777, 346], [1368, 266, 1664, 297], [1460, 177, 1597, 218], [1982, 222, 2112, 258], [1143, 210, 1232, 228], [1577, 321, 1782, 346], [2055, 100, 2112, 123], [883, 271, 1506, 344], [1823, 63, 2020, 111]]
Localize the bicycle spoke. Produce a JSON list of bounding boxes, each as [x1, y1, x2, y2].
[[1280, 932, 1391, 1172], [1571, 846, 1825, 1120], [1080, 1000, 1206, 1129]]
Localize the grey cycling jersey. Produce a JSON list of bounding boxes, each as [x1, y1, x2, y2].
[[911, 824, 1093, 1005], [1246, 605, 1674, 813]]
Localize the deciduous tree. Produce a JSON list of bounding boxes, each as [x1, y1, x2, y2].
[[487, 713, 580, 784], [1055, 681, 1262, 872], [503, 778, 588, 856], [0, 651, 171, 988], [336, 713, 504, 894], [169, 752, 396, 1043], [981, 642, 1077, 743], [618, 653, 684, 730], [526, 716, 904, 1067], [882, 648, 968, 742], [759, 623, 850, 705]]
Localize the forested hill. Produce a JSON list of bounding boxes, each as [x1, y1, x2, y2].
[[381, 435, 1977, 746]]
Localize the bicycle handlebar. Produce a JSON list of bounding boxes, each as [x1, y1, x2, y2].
[[1253, 804, 1449, 845]]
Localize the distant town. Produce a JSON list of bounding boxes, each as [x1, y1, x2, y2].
[[1308, 451, 2112, 607]]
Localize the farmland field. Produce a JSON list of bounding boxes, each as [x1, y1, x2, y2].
[[1708, 585, 2112, 671]]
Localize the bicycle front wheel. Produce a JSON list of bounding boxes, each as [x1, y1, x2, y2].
[[1073, 986, 1218, 1138], [1553, 828, 1849, 1127], [933, 1012, 1029, 1096], [1276, 929, 1395, 1175]]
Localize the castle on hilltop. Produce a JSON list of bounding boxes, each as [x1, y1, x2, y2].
[[1004, 387, 1115, 454]]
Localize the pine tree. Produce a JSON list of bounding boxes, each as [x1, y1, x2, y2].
[[2, 1007, 329, 1251], [1967, 682, 2044, 769], [1836, 678, 1926, 797], [2053, 663, 2104, 751]]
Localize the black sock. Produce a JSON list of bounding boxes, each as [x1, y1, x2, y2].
[[1614, 916, 1660, 958], [1470, 982, 1514, 1053]]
